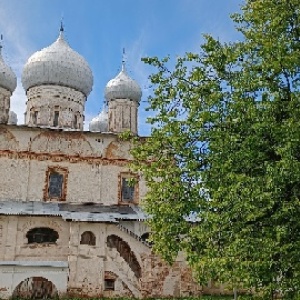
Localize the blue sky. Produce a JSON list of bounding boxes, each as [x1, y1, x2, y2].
[[0, 0, 242, 135]]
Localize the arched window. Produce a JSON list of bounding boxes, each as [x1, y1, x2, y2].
[[26, 227, 59, 244], [80, 231, 96, 246], [140, 232, 149, 241]]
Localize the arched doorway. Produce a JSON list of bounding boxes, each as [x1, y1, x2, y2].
[[12, 277, 58, 299]]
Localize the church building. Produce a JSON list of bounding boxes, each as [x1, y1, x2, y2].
[[0, 27, 202, 298]]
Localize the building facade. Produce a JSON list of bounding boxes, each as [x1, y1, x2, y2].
[[0, 28, 202, 298]]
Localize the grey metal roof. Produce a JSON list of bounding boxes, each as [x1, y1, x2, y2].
[[89, 110, 108, 132], [0, 261, 68, 268], [22, 30, 93, 96], [105, 64, 142, 103], [0, 46, 17, 92], [0, 200, 147, 222]]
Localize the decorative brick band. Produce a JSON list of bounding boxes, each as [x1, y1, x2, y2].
[[0, 149, 132, 166]]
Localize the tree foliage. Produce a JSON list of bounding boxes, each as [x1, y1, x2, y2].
[[131, 0, 300, 298]]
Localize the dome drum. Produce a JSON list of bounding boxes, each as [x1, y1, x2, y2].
[[108, 98, 138, 134], [25, 85, 85, 129], [0, 87, 11, 124]]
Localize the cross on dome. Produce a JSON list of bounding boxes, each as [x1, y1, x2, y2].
[[122, 48, 126, 71]]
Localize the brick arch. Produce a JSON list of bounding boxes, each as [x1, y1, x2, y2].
[[0, 128, 18, 150], [12, 277, 58, 299], [107, 234, 142, 279], [21, 220, 62, 235], [29, 131, 94, 155], [105, 141, 129, 159]]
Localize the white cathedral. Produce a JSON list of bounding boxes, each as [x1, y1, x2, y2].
[[0, 27, 202, 298]]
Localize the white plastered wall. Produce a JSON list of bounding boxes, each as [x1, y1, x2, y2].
[[0, 126, 147, 205], [0, 263, 68, 299]]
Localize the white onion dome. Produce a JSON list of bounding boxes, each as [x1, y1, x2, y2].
[[0, 45, 17, 93], [8, 110, 18, 125], [22, 30, 93, 96], [89, 110, 108, 132], [105, 64, 142, 103]]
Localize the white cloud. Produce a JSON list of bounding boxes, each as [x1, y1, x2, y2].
[[10, 81, 27, 125], [0, 2, 35, 124]]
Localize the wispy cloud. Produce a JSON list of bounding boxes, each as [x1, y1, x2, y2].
[[0, 2, 35, 124], [126, 27, 154, 136]]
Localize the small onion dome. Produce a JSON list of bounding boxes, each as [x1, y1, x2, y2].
[[105, 63, 142, 103], [0, 45, 17, 93], [89, 110, 108, 132], [22, 29, 93, 96], [8, 110, 18, 125]]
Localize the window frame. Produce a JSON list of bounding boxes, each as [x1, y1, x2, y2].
[[104, 279, 115, 291], [44, 166, 68, 202], [118, 172, 139, 205], [104, 271, 117, 291]]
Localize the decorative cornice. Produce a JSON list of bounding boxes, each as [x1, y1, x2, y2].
[[0, 149, 131, 166]]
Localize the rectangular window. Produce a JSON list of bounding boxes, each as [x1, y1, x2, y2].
[[53, 111, 59, 127], [44, 167, 68, 201], [119, 172, 139, 204], [104, 279, 115, 291], [74, 115, 78, 129], [48, 172, 63, 198], [32, 111, 38, 125], [122, 178, 134, 202]]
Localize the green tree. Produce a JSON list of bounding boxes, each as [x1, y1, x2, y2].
[[131, 0, 300, 298]]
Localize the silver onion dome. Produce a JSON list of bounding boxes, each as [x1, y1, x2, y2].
[[0, 44, 17, 93], [22, 29, 93, 96], [8, 110, 18, 125], [89, 110, 108, 132], [105, 63, 142, 103]]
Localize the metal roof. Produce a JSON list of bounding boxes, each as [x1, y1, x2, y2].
[[0, 43, 17, 92], [0, 200, 147, 222], [22, 30, 93, 96]]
